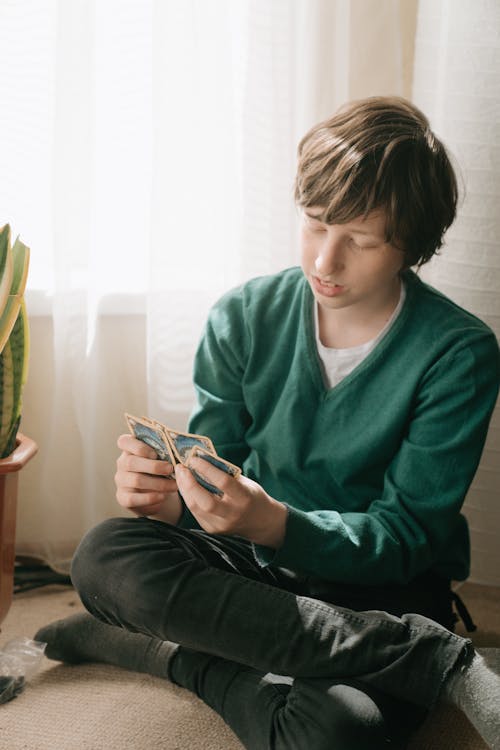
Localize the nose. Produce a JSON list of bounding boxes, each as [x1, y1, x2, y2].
[[314, 228, 346, 276]]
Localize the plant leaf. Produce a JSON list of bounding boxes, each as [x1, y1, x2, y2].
[[0, 237, 30, 356], [10, 236, 30, 296], [0, 338, 15, 456], [0, 225, 13, 320]]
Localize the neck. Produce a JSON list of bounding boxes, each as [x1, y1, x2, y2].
[[318, 277, 402, 349]]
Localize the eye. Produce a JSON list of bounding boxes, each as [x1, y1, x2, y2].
[[349, 237, 379, 250], [305, 216, 326, 232]]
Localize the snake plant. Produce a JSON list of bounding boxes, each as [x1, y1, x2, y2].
[[0, 224, 30, 458]]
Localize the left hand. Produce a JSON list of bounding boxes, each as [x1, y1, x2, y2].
[[175, 457, 288, 548]]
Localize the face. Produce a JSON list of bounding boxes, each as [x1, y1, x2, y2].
[[300, 208, 405, 317]]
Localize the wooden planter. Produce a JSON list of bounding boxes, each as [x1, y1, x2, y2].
[[0, 433, 38, 625]]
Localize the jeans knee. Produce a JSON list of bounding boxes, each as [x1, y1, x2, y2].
[[290, 679, 390, 750], [327, 687, 387, 749]]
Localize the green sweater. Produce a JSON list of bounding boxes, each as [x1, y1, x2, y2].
[[184, 267, 499, 585]]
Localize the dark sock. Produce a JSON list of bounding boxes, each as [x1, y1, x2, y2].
[[35, 612, 178, 679]]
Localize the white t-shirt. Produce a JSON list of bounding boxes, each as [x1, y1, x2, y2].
[[314, 282, 406, 389]]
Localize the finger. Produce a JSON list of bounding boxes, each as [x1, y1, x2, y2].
[[115, 468, 177, 493], [117, 451, 175, 478], [117, 433, 158, 459], [128, 505, 164, 517], [175, 464, 222, 514], [116, 487, 167, 513], [186, 455, 235, 495]]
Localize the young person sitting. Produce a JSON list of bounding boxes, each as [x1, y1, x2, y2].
[[37, 96, 500, 750]]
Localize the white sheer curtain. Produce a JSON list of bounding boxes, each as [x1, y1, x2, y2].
[[1, 0, 411, 572], [147, 0, 417, 424], [413, 0, 500, 586]]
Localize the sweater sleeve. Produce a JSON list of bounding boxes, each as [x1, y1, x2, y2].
[[254, 331, 500, 584], [187, 290, 252, 469], [176, 289, 252, 531]]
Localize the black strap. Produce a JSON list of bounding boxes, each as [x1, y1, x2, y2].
[[451, 591, 477, 632]]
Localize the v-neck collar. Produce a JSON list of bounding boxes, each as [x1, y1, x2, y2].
[[301, 270, 417, 398]]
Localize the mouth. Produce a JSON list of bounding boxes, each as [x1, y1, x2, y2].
[[312, 276, 346, 297]]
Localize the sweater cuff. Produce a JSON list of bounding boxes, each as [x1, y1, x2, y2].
[[253, 503, 320, 569], [176, 492, 202, 530]]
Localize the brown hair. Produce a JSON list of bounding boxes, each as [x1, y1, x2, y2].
[[294, 96, 458, 267]]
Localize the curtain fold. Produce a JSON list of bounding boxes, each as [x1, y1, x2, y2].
[[1, 0, 416, 571], [413, 0, 500, 586]]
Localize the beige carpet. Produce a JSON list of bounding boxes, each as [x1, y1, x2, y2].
[[0, 582, 498, 750]]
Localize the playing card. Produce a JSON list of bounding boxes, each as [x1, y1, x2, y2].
[[186, 445, 241, 478], [164, 428, 216, 464], [125, 413, 175, 464]]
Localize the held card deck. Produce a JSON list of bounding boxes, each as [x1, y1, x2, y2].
[[125, 413, 241, 493]]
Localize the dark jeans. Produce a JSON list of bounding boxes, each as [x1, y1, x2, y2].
[[71, 518, 472, 750]]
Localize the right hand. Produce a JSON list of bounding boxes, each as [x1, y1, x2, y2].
[[115, 434, 182, 523]]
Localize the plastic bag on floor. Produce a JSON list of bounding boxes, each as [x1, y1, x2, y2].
[[0, 637, 46, 704]]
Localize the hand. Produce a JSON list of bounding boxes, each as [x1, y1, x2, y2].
[[175, 456, 288, 548], [115, 434, 182, 523]]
